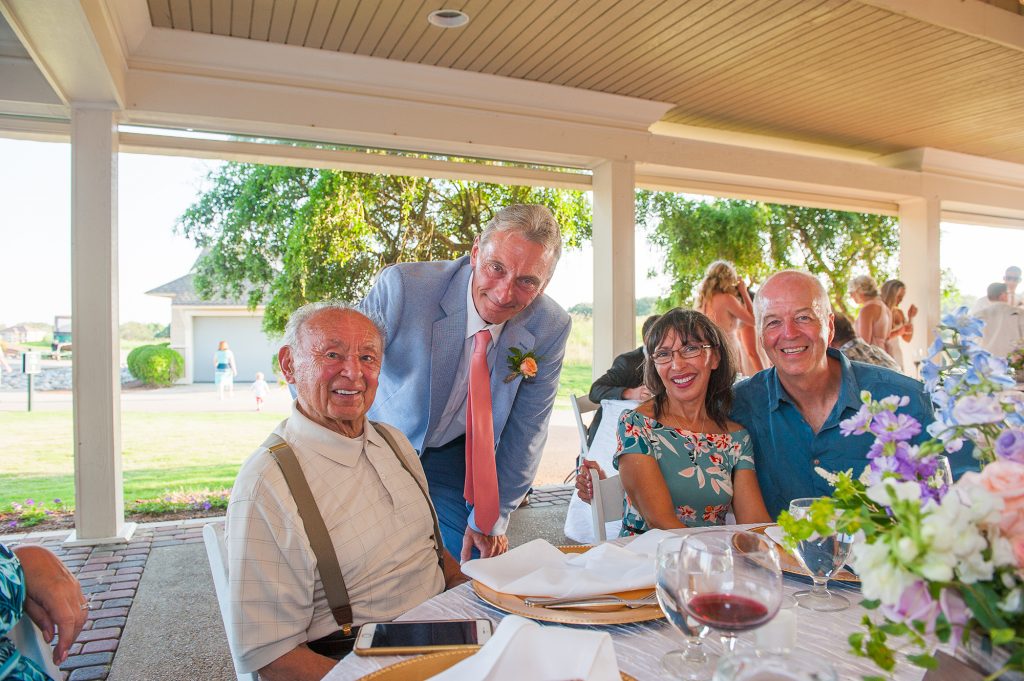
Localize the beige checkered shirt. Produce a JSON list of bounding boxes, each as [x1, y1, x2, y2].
[[225, 405, 445, 673]]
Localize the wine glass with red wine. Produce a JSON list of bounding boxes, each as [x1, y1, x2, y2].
[[677, 530, 782, 655]]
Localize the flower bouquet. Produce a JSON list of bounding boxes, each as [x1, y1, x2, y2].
[[1008, 341, 1024, 384], [779, 307, 1024, 679]]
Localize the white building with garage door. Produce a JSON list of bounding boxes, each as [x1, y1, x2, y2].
[[147, 273, 280, 384]]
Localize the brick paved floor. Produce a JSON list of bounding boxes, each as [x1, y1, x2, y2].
[[3, 484, 573, 680]]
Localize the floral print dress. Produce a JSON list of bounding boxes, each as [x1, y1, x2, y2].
[[612, 409, 756, 536], [0, 544, 51, 680]]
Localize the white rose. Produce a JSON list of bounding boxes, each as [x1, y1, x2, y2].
[[896, 537, 919, 563], [866, 479, 921, 506], [1000, 588, 1022, 613]]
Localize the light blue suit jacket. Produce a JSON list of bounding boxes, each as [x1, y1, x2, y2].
[[360, 256, 572, 535]]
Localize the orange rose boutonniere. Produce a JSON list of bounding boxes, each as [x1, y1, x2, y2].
[[505, 347, 542, 383]]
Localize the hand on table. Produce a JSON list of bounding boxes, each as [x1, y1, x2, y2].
[[14, 544, 87, 665], [574, 460, 607, 504], [461, 528, 509, 563]]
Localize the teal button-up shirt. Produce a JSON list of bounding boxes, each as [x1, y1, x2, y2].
[[731, 348, 974, 518]]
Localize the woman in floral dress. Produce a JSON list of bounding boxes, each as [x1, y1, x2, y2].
[[613, 308, 771, 535]]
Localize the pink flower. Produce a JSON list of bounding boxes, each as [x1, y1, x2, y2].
[[973, 459, 1024, 536], [939, 588, 970, 643], [1013, 535, 1024, 569], [881, 581, 939, 632]]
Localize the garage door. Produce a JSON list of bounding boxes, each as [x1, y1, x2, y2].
[[193, 316, 280, 383]]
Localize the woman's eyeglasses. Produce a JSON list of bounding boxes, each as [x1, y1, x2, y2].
[[650, 345, 714, 364]]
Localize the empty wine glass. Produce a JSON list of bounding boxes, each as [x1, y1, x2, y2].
[[678, 530, 782, 655], [787, 497, 855, 612], [932, 455, 954, 490], [657, 536, 716, 680]]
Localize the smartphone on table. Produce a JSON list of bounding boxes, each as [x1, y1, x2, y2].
[[353, 619, 493, 656]]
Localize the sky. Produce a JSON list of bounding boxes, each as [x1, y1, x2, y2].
[[0, 136, 1020, 327]]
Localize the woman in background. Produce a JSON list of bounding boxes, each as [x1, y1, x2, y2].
[[850, 274, 890, 351], [696, 260, 762, 375], [213, 340, 237, 400], [880, 279, 917, 372]]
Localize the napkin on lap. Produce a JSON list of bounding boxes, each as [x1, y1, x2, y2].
[[461, 529, 672, 598], [428, 615, 620, 681]]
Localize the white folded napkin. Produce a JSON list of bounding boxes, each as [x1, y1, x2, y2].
[[461, 529, 672, 598], [428, 615, 621, 681]]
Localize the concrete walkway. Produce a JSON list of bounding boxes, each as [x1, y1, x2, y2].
[[4, 485, 574, 681]]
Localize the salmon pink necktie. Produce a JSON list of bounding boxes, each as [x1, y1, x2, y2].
[[465, 329, 499, 534]]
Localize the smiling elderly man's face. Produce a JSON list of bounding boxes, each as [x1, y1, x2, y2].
[[757, 273, 835, 380], [280, 309, 382, 438]]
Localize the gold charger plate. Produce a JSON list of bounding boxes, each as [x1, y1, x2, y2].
[[471, 545, 664, 626], [748, 524, 859, 583], [357, 648, 638, 680]]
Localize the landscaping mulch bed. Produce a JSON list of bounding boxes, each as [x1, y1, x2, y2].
[[0, 506, 227, 534]]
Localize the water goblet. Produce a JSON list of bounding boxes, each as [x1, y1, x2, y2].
[[656, 536, 716, 680], [678, 530, 782, 656], [787, 497, 855, 612]]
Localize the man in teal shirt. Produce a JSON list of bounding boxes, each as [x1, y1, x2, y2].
[[731, 270, 974, 518]]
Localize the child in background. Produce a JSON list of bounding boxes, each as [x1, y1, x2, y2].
[[251, 371, 270, 411]]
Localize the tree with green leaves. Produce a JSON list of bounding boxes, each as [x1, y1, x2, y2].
[[178, 163, 591, 334], [636, 192, 899, 313]]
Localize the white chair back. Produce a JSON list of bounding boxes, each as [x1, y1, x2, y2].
[[570, 393, 598, 466], [589, 471, 625, 542], [203, 522, 259, 681]]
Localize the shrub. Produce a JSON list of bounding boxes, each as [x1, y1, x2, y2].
[[127, 343, 183, 386]]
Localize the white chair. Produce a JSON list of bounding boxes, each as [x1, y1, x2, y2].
[[589, 471, 625, 542], [570, 393, 598, 471], [203, 522, 259, 681]]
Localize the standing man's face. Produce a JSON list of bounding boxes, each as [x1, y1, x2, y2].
[[1005, 270, 1021, 293], [469, 231, 554, 325]]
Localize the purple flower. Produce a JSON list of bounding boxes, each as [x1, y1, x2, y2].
[[870, 412, 922, 443], [203, 501, 212, 511], [881, 581, 939, 632], [840, 405, 873, 436], [53, 498, 61, 504], [24, 499, 33, 506], [995, 428, 1024, 463], [951, 394, 1005, 425]]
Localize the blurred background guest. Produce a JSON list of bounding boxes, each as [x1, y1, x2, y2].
[[976, 282, 1024, 359], [829, 312, 901, 371], [214, 340, 237, 400], [849, 274, 889, 351], [696, 260, 762, 376], [880, 279, 917, 372]]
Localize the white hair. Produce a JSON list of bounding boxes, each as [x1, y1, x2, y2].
[[282, 302, 385, 354], [754, 270, 832, 329]]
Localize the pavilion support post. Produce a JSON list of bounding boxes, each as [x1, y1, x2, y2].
[[591, 159, 637, 379], [66, 106, 134, 546], [897, 195, 942, 377]]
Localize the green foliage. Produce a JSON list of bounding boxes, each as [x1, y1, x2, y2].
[[3, 498, 68, 530], [178, 163, 592, 334], [126, 344, 184, 386], [636, 193, 899, 310], [119, 322, 166, 341], [568, 303, 592, 317], [636, 297, 658, 315]]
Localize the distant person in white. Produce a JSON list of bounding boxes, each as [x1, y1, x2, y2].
[[976, 282, 1024, 359], [973, 266, 1022, 313]]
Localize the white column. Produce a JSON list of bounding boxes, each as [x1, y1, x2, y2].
[[897, 195, 942, 375], [592, 160, 636, 379], [67, 107, 134, 545]]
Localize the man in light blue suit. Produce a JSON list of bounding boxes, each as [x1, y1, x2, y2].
[[360, 205, 571, 562]]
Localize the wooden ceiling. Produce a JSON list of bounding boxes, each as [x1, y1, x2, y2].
[[146, 1, 1024, 163]]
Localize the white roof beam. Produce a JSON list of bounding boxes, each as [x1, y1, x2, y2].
[[859, 0, 1024, 52], [0, 0, 125, 107]]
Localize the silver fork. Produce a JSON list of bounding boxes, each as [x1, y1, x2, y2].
[[524, 592, 658, 609]]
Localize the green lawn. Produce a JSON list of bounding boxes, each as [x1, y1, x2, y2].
[[0, 411, 283, 507], [0, 314, 649, 509]]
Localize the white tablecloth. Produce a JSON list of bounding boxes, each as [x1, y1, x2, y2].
[[324, 527, 926, 681]]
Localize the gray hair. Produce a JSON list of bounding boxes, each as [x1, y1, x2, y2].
[[849, 274, 879, 298], [754, 270, 832, 328], [480, 204, 563, 275], [282, 302, 386, 353]]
